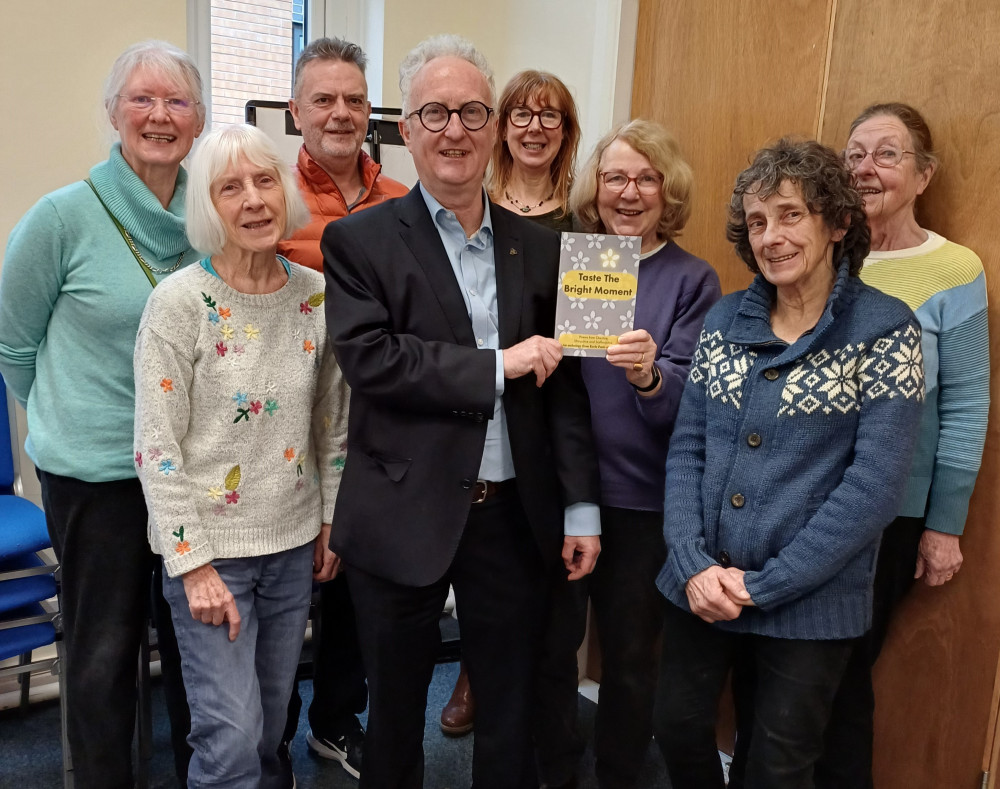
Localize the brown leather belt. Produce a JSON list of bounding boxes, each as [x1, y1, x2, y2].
[[471, 479, 516, 504]]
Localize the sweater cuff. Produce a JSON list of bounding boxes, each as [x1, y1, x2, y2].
[[667, 540, 716, 586], [923, 463, 979, 536], [163, 539, 215, 579], [742, 566, 795, 611]]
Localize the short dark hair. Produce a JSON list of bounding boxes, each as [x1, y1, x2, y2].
[[726, 138, 870, 276], [849, 102, 938, 174], [293, 37, 367, 99]]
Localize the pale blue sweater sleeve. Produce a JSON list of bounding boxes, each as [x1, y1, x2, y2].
[[924, 276, 989, 535], [0, 197, 67, 406]]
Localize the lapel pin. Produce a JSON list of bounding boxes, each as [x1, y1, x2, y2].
[[510, 247, 518, 256]]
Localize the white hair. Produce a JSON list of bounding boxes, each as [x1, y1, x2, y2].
[[104, 40, 205, 124], [398, 34, 495, 116], [185, 124, 310, 256]]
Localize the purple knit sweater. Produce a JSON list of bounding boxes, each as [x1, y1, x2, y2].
[[581, 240, 721, 512]]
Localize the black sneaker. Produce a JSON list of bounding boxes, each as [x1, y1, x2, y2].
[[277, 739, 297, 789], [307, 725, 364, 779]]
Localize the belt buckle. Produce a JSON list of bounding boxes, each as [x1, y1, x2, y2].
[[471, 480, 488, 504]]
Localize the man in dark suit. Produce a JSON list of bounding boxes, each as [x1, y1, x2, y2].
[[322, 34, 602, 789]]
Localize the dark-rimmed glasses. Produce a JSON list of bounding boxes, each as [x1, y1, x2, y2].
[[599, 171, 663, 195], [118, 95, 199, 116], [508, 107, 564, 129], [843, 147, 915, 170], [406, 101, 493, 132]]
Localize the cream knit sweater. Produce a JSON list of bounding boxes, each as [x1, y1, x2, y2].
[[134, 259, 348, 578]]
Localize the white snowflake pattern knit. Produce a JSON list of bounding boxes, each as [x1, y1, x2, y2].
[[134, 259, 348, 577]]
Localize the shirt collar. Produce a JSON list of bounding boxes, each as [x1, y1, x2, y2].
[[418, 183, 494, 247]]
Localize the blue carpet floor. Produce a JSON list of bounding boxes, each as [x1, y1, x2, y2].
[[0, 661, 670, 788]]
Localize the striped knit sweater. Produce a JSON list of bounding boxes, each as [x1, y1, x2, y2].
[[657, 258, 925, 639], [860, 231, 989, 535]]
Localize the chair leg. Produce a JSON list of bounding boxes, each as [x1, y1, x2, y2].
[[17, 650, 32, 710]]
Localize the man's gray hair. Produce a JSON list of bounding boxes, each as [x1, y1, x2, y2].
[[293, 37, 368, 99], [398, 34, 495, 116]]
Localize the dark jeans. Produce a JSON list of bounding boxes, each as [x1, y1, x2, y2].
[[653, 600, 853, 789], [348, 493, 545, 789], [284, 572, 368, 742], [38, 471, 191, 789], [536, 507, 666, 789], [813, 516, 924, 789]]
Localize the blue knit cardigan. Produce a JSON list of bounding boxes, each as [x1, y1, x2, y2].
[[656, 259, 925, 640]]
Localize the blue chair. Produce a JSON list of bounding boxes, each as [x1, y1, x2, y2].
[[0, 374, 71, 786]]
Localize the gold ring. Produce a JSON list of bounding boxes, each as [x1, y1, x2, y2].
[[640, 352, 645, 363], [633, 362, 644, 372]]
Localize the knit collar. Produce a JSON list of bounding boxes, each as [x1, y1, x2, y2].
[[296, 144, 382, 203], [726, 256, 860, 361], [88, 142, 190, 259]]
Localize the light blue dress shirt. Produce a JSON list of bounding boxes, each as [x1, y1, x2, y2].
[[418, 185, 600, 537]]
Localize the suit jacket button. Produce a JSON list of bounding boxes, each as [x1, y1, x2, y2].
[[747, 433, 762, 448], [461, 478, 473, 490], [764, 368, 779, 381], [718, 550, 732, 568], [731, 493, 745, 508]]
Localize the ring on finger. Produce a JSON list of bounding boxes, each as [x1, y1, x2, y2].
[[633, 362, 644, 372]]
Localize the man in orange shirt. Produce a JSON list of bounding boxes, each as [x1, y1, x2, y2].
[[278, 37, 408, 783], [279, 37, 408, 272]]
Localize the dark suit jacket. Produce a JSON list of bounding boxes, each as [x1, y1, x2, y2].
[[322, 187, 600, 587]]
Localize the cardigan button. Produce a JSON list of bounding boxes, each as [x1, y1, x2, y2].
[[718, 550, 732, 568], [763, 368, 779, 381], [730, 493, 745, 508], [747, 433, 762, 448]]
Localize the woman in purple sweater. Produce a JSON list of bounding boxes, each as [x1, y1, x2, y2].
[[537, 119, 721, 789]]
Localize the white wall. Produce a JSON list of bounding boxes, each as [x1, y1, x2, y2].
[[1, 1, 189, 505]]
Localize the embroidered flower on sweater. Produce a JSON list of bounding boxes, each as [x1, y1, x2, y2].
[[159, 459, 177, 475], [218, 307, 231, 320], [264, 399, 279, 415], [300, 302, 313, 314], [216, 341, 228, 357], [172, 527, 190, 555], [207, 486, 223, 500], [284, 447, 296, 461], [234, 344, 245, 355], [135, 452, 142, 468], [226, 490, 240, 504], [148, 448, 163, 462], [220, 325, 235, 340], [331, 456, 346, 471], [244, 324, 260, 340], [249, 400, 262, 414], [160, 378, 173, 392], [208, 312, 220, 325], [303, 339, 315, 353], [233, 391, 249, 406]]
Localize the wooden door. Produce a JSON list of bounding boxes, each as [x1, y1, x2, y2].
[[632, 1, 1000, 786]]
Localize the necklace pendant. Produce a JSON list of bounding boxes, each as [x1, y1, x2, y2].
[[520, 205, 532, 214]]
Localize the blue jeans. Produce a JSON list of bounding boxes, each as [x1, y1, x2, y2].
[[653, 599, 853, 789], [163, 543, 313, 789]]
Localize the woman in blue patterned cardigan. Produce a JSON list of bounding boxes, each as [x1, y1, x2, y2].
[[652, 139, 925, 789]]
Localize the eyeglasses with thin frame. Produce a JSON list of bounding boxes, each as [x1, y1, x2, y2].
[[118, 95, 200, 116], [407, 101, 493, 132], [842, 147, 915, 170], [599, 171, 663, 195], [508, 106, 564, 129]]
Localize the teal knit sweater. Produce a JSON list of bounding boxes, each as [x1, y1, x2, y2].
[[658, 259, 926, 640], [0, 143, 197, 482]]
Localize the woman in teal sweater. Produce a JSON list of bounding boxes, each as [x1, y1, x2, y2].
[[0, 41, 204, 788]]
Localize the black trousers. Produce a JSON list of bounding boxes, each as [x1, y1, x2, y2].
[[728, 517, 925, 789], [654, 600, 853, 789], [535, 506, 666, 789], [347, 492, 546, 789], [284, 572, 368, 742], [38, 471, 191, 789]]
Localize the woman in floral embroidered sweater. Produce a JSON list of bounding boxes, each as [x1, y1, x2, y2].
[[652, 140, 925, 789], [134, 124, 348, 789]]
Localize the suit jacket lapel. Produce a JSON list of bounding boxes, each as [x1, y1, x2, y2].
[[396, 188, 477, 346], [491, 202, 524, 348]]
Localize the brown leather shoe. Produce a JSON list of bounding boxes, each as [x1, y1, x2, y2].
[[440, 662, 475, 735]]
